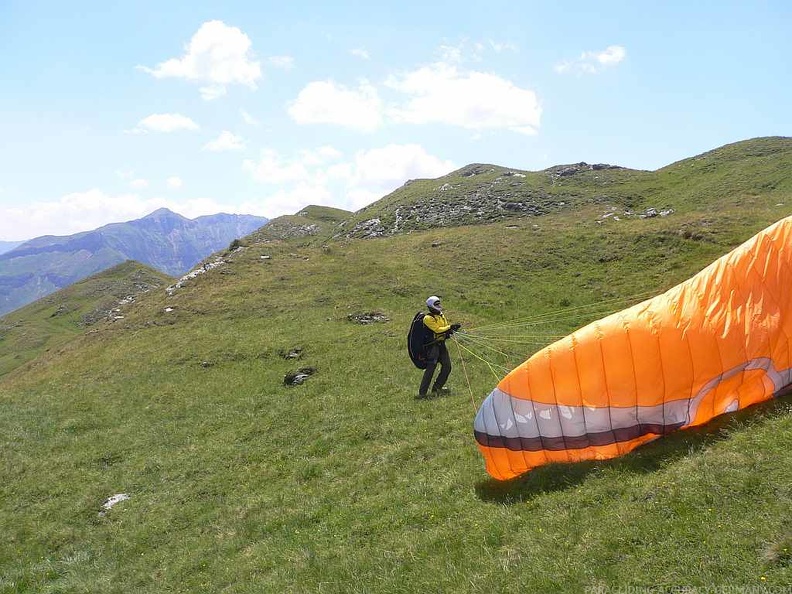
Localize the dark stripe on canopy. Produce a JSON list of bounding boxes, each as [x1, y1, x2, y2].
[[474, 421, 685, 452]]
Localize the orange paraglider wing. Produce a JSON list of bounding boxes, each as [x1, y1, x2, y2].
[[474, 216, 792, 480]]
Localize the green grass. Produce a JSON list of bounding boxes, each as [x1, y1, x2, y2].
[[0, 262, 172, 378], [1, 138, 792, 592], [342, 136, 792, 236], [245, 205, 351, 244]]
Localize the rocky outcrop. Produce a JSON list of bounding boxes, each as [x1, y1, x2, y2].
[[284, 366, 317, 386], [260, 222, 320, 240], [547, 162, 624, 178], [340, 161, 643, 239], [343, 174, 560, 238], [347, 312, 390, 324]]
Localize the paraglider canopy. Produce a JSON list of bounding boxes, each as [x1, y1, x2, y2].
[[474, 215, 792, 480]]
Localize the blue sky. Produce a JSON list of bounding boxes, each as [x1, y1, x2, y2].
[[0, 0, 790, 241]]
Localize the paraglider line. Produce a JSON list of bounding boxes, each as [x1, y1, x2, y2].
[[452, 335, 479, 415], [456, 341, 507, 383], [467, 291, 658, 333], [455, 333, 514, 359], [454, 339, 513, 374]]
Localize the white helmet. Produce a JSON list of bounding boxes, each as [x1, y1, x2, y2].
[[426, 296, 442, 312]]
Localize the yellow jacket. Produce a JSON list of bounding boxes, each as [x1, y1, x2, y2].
[[423, 312, 451, 342]]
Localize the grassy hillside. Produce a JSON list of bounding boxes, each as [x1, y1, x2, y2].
[[1, 138, 791, 592], [0, 261, 172, 378], [340, 136, 792, 238], [245, 205, 351, 244]]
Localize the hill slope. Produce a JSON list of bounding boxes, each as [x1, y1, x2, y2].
[[0, 137, 791, 592], [339, 136, 792, 238], [245, 205, 351, 244], [0, 261, 172, 377], [0, 209, 268, 316]]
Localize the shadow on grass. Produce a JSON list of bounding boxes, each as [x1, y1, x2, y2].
[[474, 390, 792, 504]]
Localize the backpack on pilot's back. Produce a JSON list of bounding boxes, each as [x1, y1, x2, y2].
[[407, 311, 433, 369]]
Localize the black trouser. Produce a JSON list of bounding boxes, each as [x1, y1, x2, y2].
[[419, 341, 451, 395]]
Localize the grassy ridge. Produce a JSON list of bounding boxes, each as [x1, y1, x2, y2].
[[246, 205, 351, 244], [1, 139, 792, 592], [0, 262, 172, 378], [341, 136, 792, 237]]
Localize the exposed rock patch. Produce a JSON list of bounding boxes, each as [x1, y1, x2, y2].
[[284, 367, 316, 386], [80, 278, 162, 326], [348, 218, 385, 239], [99, 493, 130, 517], [548, 162, 624, 178], [281, 347, 303, 360], [166, 256, 226, 296], [596, 206, 675, 224], [259, 221, 320, 240], [458, 164, 496, 177], [342, 170, 567, 238], [347, 312, 390, 324], [344, 193, 551, 238]]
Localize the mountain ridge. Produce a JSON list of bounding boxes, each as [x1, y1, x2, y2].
[[335, 136, 791, 239], [0, 208, 268, 316]]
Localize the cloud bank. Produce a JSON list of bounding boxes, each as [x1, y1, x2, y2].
[[288, 56, 541, 135], [244, 143, 456, 217], [0, 190, 265, 240], [556, 45, 626, 74], [138, 20, 262, 100], [132, 113, 199, 133]]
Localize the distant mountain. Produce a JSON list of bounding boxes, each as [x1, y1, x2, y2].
[[0, 209, 268, 316], [0, 241, 23, 255]]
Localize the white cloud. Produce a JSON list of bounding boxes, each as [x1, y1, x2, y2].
[[252, 183, 337, 220], [345, 144, 455, 193], [0, 189, 266, 240], [240, 109, 260, 126], [203, 131, 245, 152], [555, 45, 626, 74], [199, 85, 227, 101], [350, 48, 370, 60], [130, 178, 149, 189], [489, 40, 518, 53], [299, 145, 343, 166], [0, 190, 147, 238], [133, 113, 199, 133], [435, 39, 515, 63], [328, 144, 456, 211], [386, 63, 541, 135], [138, 20, 261, 99], [285, 44, 539, 135], [267, 55, 294, 69], [438, 43, 464, 64], [167, 177, 183, 189], [243, 149, 310, 184], [244, 143, 456, 217], [595, 45, 627, 65], [288, 80, 383, 131]]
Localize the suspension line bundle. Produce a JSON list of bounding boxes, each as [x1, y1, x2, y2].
[[451, 290, 658, 411]]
